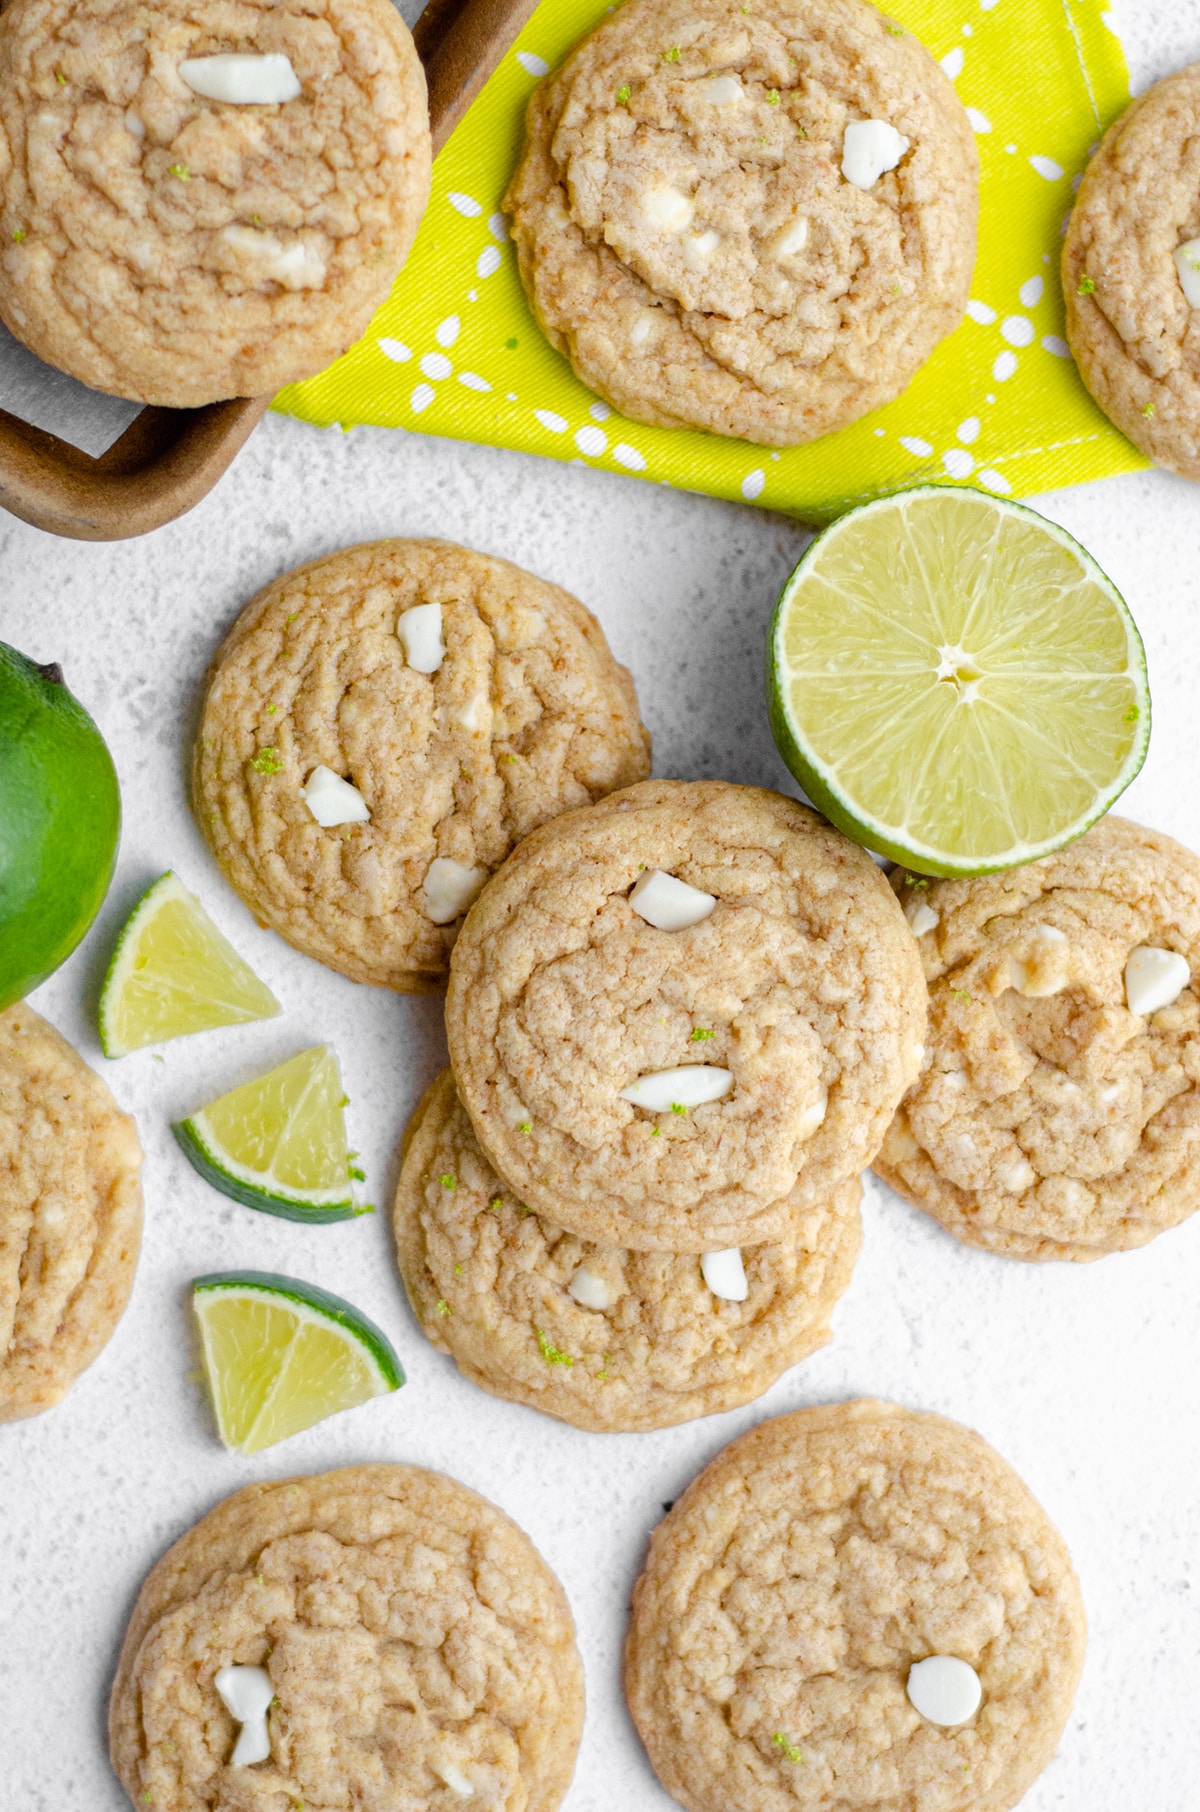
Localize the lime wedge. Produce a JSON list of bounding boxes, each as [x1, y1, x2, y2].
[[99, 872, 280, 1056], [192, 1271, 403, 1454], [174, 1045, 368, 1223], [767, 486, 1150, 876]]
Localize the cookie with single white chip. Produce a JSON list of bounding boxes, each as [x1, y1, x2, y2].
[[625, 1399, 1086, 1812], [1064, 63, 1200, 479], [446, 779, 926, 1251], [877, 815, 1200, 1260], [194, 538, 650, 991], [0, 0, 430, 405], [109, 1463, 585, 1812], [394, 1069, 862, 1432], [504, 0, 978, 445], [1, 1002, 143, 1421]]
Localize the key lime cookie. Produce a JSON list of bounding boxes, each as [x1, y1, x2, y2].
[[395, 1070, 862, 1432], [194, 539, 650, 992], [446, 780, 926, 1251], [626, 1399, 1086, 1812], [0, 0, 430, 406], [504, 0, 978, 446], [1065, 64, 1200, 479], [877, 816, 1200, 1261], [1, 1002, 142, 1421], [109, 1464, 585, 1812]]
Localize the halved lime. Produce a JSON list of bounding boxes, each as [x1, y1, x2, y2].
[[175, 1045, 368, 1223], [99, 872, 280, 1056], [193, 1271, 403, 1454], [767, 486, 1150, 876]]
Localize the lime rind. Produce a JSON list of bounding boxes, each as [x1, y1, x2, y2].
[[767, 486, 1151, 877], [193, 1271, 404, 1391], [99, 871, 281, 1057], [173, 1118, 361, 1222]]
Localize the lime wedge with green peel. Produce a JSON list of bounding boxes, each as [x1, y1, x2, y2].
[[767, 486, 1150, 877], [99, 871, 280, 1056], [174, 1045, 368, 1222], [193, 1272, 403, 1454]]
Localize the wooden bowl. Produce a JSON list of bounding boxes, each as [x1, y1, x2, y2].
[[0, 0, 539, 542]]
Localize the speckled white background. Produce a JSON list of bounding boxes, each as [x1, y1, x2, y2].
[[3, 3, 1200, 1806]]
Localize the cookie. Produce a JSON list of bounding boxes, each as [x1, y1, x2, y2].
[[194, 539, 650, 992], [877, 815, 1200, 1261], [626, 1398, 1086, 1812], [109, 1463, 585, 1812], [0, 0, 430, 407], [0, 1002, 142, 1421], [1064, 64, 1200, 480], [504, 0, 978, 447], [395, 1070, 862, 1432], [446, 780, 926, 1251]]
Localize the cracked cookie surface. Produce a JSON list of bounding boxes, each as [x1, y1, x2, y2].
[[0, 1002, 142, 1421], [1064, 64, 1200, 480], [0, 0, 430, 405], [877, 816, 1200, 1260], [109, 1463, 584, 1812], [446, 780, 925, 1251], [194, 539, 650, 992], [625, 1399, 1086, 1812], [504, 0, 977, 446], [394, 1070, 862, 1432]]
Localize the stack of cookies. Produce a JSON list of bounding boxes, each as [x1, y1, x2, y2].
[[395, 777, 928, 1429]]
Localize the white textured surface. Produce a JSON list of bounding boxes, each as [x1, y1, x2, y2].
[[4, 6, 1200, 1808]]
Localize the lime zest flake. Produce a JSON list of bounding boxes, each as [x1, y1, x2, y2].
[[169, 162, 190, 180], [663, 44, 680, 62], [1142, 403, 1155, 418], [439, 1173, 457, 1191], [766, 88, 780, 103], [1078, 275, 1096, 295], [250, 746, 285, 774], [12, 228, 25, 242], [435, 1299, 451, 1317], [773, 1734, 803, 1763], [537, 1330, 574, 1366], [617, 82, 631, 103], [671, 1102, 688, 1116], [518, 1120, 532, 1134], [691, 1027, 714, 1040]]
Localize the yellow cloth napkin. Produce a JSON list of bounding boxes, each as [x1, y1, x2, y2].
[[275, 0, 1147, 521]]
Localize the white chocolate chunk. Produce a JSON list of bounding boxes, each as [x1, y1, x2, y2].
[[686, 228, 721, 264], [630, 311, 655, 347], [770, 214, 810, 259], [180, 52, 301, 105], [124, 109, 145, 137], [644, 184, 694, 232], [423, 857, 488, 924], [1175, 237, 1200, 309], [436, 1763, 475, 1799], [701, 1247, 748, 1301], [841, 118, 910, 190], [302, 765, 370, 827], [906, 1656, 982, 1727], [214, 1665, 274, 1766], [629, 868, 716, 930], [458, 692, 488, 731], [998, 1157, 1036, 1193], [702, 74, 743, 105], [796, 1085, 828, 1136], [397, 601, 446, 673], [906, 900, 939, 936], [1124, 945, 1190, 1016], [620, 1065, 733, 1111], [568, 1265, 618, 1310], [221, 225, 326, 290]]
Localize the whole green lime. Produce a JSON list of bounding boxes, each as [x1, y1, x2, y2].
[[0, 642, 121, 1010]]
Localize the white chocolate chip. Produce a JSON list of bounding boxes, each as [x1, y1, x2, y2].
[[423, 857, 488, 924], [701, 1247, 748, 1301], [1175, 237, 1200, 309], [702, 74, 743, 105], [906, 1656, 982, 1727], [686, 228, 721, 264], [882, 1113, 919, 1161], [1034, 923, 1067, 943], [180, 52, 301, 105], [998, 1157, 1036, 1193], [841, 118, 910, 190], [436, 1762, 475, 1799], [620, 1065, 733, 1111], [302, 765, 370, 827], [906, 900, 939, 936], [124, 109, 145, 137], [644, 183, 694, 232], [796, 1085, 828, 1136], [770, 214, 809, 259], [221, 225, 325, 290], [1124, 945, 1190, 1017], [458, 692, 488, 732], [214, 1665, 274, 1766], [630, 311, 655, 347], [397, 601, 446, 674], [568, 1265, 618, 1310], [629, 868, 717, 930]]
